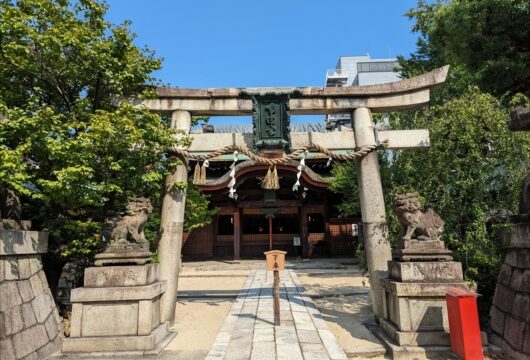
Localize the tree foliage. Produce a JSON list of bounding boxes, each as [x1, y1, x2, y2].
[[184, 182, 217, 232], [329, 162, 360, 216], [331, 92, 530, 310], [0, 0, 214, 271], [391, 89, 530, 293], [400, 0, 530, 98], [0, 0, 160, 110]]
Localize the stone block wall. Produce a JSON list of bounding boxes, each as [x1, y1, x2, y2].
[[490, 223, 530, 359], [0, 231, 63, 360]]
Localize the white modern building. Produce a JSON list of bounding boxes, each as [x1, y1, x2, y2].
[[325, 55, 401, 129]]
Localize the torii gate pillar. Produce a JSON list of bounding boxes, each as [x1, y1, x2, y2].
[[353, 107, 392, 321], [159, 110, 191, 325]]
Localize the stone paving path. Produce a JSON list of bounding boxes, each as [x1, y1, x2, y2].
[[205, 270, 348, 360]]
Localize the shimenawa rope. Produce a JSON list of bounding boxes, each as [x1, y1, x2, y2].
[[185, 142, 385, 186], [172, 143, 380, 165]]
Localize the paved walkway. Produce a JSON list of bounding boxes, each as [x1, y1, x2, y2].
[[205, 270, 348, 360]]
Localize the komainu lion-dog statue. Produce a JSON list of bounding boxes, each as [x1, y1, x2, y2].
[[393, 193, 444, 241], [102, 197, 153, 252]]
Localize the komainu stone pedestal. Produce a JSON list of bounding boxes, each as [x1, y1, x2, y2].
[[489, 222, 530, 360], [378, 240, 469, 359], [60, 264, 176, 357]]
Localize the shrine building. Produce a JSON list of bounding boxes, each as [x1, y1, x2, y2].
[[143, 73, 439, 261], [182, 124, 362, 260]]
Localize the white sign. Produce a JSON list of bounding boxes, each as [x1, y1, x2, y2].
[[351, 224, 359, 237], [293, 236, 301, 246]]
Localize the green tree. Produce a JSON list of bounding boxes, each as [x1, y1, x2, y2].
[[184, 182, 217, 232], [330, 89, 530, 315], [391, 89, 530, 295], [395, 1, 530, 307], [400, 0, 530, 98], [0, 0, 214, 290], [328, 162, 360, 216]]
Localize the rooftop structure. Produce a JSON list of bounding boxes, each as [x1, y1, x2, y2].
[[325, 55, 401, 129], [325, 54, 400, 87]]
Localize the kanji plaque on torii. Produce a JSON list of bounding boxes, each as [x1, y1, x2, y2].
[[133, 66, 449, 325]]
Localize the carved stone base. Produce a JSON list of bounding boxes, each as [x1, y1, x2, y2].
[[381, 279, 468, 344], [369, 322, 454, 360], [60, 264, 173, 356], [393, 240, 453, 261], [94, 250, 151, 266], [84, 263, 158, 287], [60, 322, 175, 356], [389, 261, 463, 283], [380, 318, 450, 346]]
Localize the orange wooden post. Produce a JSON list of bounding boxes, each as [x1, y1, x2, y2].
[[272, 270, 280, 325], [264, 250, 287, 326]]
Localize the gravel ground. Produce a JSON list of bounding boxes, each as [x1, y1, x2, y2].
[[312, 294, 388, 359], [165, 298, 235, 359], [296, 269, 369, 296], [164, 268, 249, 358]]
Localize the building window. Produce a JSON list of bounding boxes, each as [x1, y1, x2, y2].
[[273, 214, 299, 233], [242, 214, 300, 234], [308, 213, 325, 233], [357, 61, 399, 73], [217, 215, 234, 235], [242, 216, 268, 234]]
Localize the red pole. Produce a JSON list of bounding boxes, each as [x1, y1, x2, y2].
[[268, 216, 273, 250]]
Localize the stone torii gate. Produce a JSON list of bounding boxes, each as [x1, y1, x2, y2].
[[137, 66, 449, 325]]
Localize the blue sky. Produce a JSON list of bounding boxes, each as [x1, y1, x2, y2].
[[105, 0, 420, 125]]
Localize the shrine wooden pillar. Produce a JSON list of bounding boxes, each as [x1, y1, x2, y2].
[[158, 110, 191, 325], [233, 208, 241, 260], [299, 206, 309, 257], [352, 107, 392, 321]]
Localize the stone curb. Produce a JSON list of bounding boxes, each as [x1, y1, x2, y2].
[[343, 346, 386, 358]]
